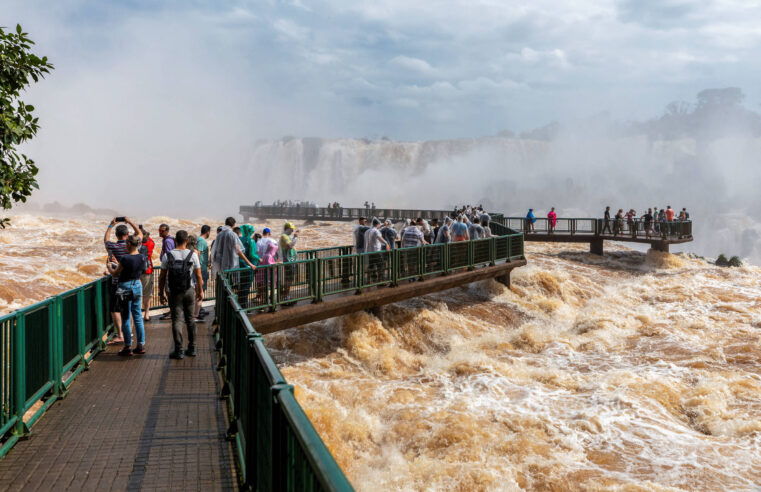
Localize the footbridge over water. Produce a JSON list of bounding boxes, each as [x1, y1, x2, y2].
[[0, 219, 526, 491], [241, 205, 693, 255], [493, 216, 692, 254]]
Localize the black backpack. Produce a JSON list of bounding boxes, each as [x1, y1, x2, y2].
[[167, 251, 194, 293]]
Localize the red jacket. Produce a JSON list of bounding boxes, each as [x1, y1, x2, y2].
[[143, 237, 155, 275]]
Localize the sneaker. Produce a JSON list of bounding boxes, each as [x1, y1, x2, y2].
[[199, 308, 209, 315], [185, 346, 197, 357], [118, 347, 133, 356], [193, 318, 205, 323], [133, 345, 146, 355], [159, 312, 171, 321], [169, 350, 184, 360]]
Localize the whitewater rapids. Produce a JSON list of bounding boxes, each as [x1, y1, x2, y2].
[[2, 214, 760, 490]]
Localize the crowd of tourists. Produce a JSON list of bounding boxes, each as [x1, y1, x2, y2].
[[103, 216, 299, 360], [352, 204, 493, 254], [524, 205, 691, 236]]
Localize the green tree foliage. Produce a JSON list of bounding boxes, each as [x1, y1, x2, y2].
[[0, 24, 53, 228], [715, 254, 729, 267], [728, 256, 743, 268]]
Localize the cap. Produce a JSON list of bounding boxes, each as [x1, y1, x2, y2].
[[263, 227, 271, 234], [284, 222, 295, 230]]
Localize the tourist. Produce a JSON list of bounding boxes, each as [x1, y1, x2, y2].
[[196, 225, 210, 319], [364, 218, 389, 252], [682, 208, 690, 220], [665, 205, 675, 222], [452, 215, 469, 241], [431, 218, 440, 242], [138, 225, 155, 322], [653, 207, 660, 233], [158, 223, 175, 261], [159, 230, 203, 360], [435, 217, 453, 243], [480, 214, 492, 238], [238, 224, 259, 307], [547, 208, 557, 234], [104, 216, 142, 344], [186, 234, 205, 323], [602, 206, 612, 234], [211, 217, 257, 273], [380, 220, 398, 249], [354, 217, 369, 254], [625, 209, 635, 236], [642, 208, 653, 238], [421, 218, 433, 244], [106, 233, 147, 356], [364, 218, 389, 282], [468, 215, 485, 240], [278, 222, 299, 304], [255, 227, 279, 305], [402, 219, 427, 248], [613, 209, 624, 236], [525, 209, 536, 233]]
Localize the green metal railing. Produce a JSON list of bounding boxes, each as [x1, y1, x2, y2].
[[0, 276, 114, 458], [222, 230, 525, 313], [215, 271, 355, 491], [145, 265, 217, 311]]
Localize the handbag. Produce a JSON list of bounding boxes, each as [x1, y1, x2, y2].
[[115, 286, 134, 302]]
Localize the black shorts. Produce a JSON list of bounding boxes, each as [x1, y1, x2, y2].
[[109, 282, 122, 313]]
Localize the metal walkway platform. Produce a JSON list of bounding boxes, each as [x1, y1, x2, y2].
[[0, 313, 237, 491]]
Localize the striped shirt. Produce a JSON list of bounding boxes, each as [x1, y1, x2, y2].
[[401, 226, 424, 248]]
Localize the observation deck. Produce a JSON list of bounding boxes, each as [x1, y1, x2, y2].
[[0, 214, 526, 491]]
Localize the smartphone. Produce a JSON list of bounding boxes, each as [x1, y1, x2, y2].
[[115, 216, 126, 222]]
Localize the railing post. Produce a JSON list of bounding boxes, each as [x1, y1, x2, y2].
[[391, 249, 399, 286], [468, 240, 474, 270], [418, 247, 424, 280], [13, 314, 28, 438], [313, 259, 322, 303], [268, 266, 276, 312], [356, 254, 364, 293], [489, 237, 496, 265], [270, 383, 295, 491], [95, 279, 106, 349], [50, 297, 65, 398], [76, 289, 88, 371]]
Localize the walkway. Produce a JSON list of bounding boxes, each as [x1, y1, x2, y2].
[[241, 205, 452, 223], [0, 312, 236, 491], [495, 217, 693, 254]]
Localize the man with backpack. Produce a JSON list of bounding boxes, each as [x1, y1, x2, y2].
[[158, 230, 203, 360]]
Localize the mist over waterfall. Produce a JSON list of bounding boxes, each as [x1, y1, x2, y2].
[[246, 134, 759, 263]]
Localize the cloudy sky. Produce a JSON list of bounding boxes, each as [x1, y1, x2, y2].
[[5, 0, 761, 213], [6, 0, 761, 141]]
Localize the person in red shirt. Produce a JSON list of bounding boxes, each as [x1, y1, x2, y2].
[[547, 207, 557, 233], [139, 225, 155, 321], [665, 205, 675, 222]]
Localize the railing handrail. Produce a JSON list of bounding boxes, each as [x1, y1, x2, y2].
[[216, 268, 355, 491]]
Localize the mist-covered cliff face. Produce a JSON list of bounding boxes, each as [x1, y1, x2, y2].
[[245, 135, 761, 263]]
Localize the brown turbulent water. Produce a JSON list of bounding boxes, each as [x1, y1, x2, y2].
[[3, 214, 761, 490]]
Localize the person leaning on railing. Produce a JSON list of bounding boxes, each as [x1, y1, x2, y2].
[[278, 222, 299, 306]]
